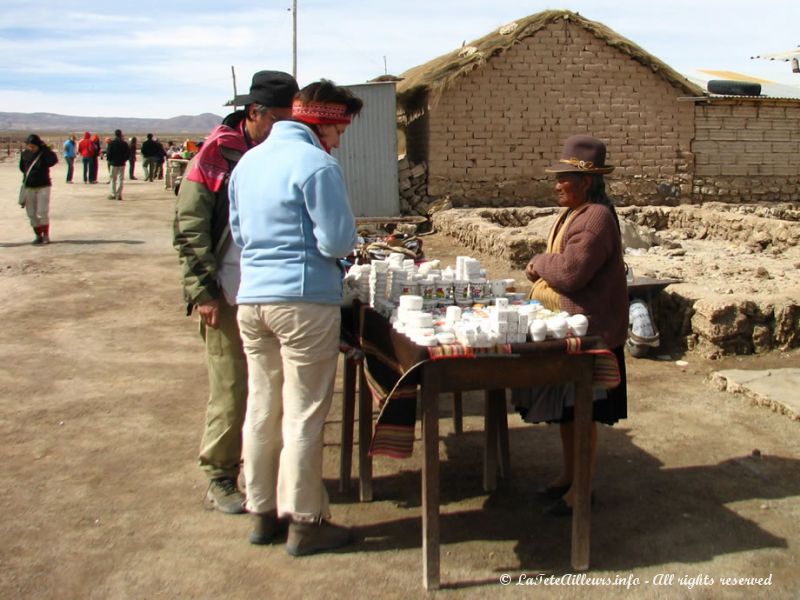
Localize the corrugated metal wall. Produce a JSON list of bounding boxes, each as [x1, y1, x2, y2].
[[333, 82, 399, 217]]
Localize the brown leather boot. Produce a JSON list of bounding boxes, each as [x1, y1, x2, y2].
[[286, 518, 352, 556], [248, 511, 285, 545]]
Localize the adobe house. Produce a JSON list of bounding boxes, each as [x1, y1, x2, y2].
[[396, 9, 800, 208]]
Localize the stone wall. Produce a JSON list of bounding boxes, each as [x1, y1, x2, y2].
[[398, 156, 436, 216], [617, 204, 800, 251], [421, 20, 695, 207], [431, 206, 800, 357], [692, 100, 800, 203]]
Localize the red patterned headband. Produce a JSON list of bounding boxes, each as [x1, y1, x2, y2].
[[292, 100, 351, 125]]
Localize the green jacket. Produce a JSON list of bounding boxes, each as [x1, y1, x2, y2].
[[172, 147, 243, 311]]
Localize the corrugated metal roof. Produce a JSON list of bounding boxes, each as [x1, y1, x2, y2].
[[751, 47, 800, 61], [683, 69, 800, 100]]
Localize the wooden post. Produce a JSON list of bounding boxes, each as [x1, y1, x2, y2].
[[421, 371, 441, 590], [571, 358, 593, 571], [292, 0, 298, 78], [358, 363, 373, 502], [338, 356, 356, 493]]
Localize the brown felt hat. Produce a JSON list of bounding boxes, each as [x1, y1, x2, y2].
[[545, 134, 615, 174]]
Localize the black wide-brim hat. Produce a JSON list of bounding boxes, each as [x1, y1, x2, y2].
[[231, 70, 299, 108], [545, 134, 615, 174]]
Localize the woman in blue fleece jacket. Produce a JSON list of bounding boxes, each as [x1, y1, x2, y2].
[[229, 80, 361, 556]]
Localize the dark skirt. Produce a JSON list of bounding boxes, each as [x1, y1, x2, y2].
[[514, 345, 628, 426]]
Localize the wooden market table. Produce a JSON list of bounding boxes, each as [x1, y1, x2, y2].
[[339, 305, 604, 590]]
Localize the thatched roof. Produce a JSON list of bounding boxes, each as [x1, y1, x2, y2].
[[396, 10, 704, 115]]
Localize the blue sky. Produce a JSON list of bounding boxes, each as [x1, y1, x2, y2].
[[1, 0, 798, 119]]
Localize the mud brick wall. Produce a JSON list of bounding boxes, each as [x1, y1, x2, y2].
[[692, 100, 800, 204], [423, 21, 695, 207]]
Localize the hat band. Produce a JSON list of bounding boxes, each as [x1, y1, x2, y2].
[[292, 100, 351, 125], [560, 158, 598, 170]]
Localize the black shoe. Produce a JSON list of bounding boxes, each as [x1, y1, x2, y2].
[[536, 483, 571, 500], [544, 494, 595, 518]]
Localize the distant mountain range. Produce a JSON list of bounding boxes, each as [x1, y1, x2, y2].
[[0, 112, 223, 135]]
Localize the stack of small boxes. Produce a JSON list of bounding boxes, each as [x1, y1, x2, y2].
[[487, 298, 529, 344]]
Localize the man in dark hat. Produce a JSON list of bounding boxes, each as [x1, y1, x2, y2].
[[173, 71, 299, 515]]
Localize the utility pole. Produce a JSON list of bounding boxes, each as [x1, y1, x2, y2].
[[231, 66, 238, 106], [292, 0, 298, 78]]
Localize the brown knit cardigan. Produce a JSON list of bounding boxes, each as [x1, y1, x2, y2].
[[530, 203, 628, 349]]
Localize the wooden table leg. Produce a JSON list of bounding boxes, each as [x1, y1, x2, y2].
[[338, 356, 356, 493], [483, 390, 500, 491], [496, 392, 511, 479], [421, 374, 441, 590], [571, 361, 593, 571], [358, 363, 373, 502], [452, 392, 463, 434]]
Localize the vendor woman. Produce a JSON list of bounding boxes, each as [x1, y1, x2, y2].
[[515, 134, 628, 517]]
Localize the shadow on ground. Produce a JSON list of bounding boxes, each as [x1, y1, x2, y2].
[[327, 424, 796, 589]]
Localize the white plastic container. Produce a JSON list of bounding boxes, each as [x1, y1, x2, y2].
[[529, 319, 547, 342]]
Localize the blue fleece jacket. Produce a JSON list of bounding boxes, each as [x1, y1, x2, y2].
[[229, 120, 357, 305]]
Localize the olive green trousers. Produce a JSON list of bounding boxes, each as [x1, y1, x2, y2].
[[198, 299, 248, 480]]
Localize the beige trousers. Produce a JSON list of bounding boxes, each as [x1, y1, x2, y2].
[[109, 165, 125, 198], [237, 302, 340, 521], [23, 187, 50, 227]]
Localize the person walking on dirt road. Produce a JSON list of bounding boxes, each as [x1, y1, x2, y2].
[[19, 134, 58, 245]]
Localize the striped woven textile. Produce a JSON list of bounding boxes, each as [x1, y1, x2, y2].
[[356, 306, 620, 459]]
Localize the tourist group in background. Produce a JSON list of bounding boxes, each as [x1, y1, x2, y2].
[[17, 130, 176, 244]]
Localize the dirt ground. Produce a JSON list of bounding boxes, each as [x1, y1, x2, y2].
[[1, 158, 798, 600]]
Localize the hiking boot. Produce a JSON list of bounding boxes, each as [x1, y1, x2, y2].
[[286, 518, 352, 556], [249, 511, 289, 545], [203, 478, 245, 514]]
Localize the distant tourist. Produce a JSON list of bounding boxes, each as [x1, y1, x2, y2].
[[128, 136, 138, 179], [106, 129, 130, 201], [19, 134, 58, 245], [166, 141, 182, 159], [78, 132, 98, 183], [154, 138, 167, 180], [90, 134, 101, 182], [141, 133, 161, 182], [63, 134, 77, 183]]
